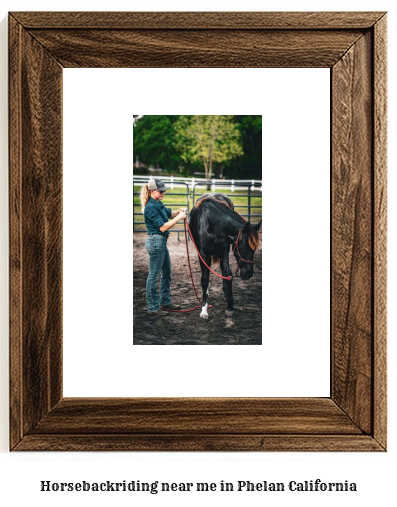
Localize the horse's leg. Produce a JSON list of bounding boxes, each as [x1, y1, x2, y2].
[[199, 256, 211, 319], [220, 254, 234, 317], [220, 260, 227, 301]]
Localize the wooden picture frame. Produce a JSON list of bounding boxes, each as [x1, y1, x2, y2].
[[9, 11, 387, 451]]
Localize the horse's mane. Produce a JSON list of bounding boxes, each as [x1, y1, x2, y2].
[[247, 228, 260, 252], [195, 196, 260, 252]]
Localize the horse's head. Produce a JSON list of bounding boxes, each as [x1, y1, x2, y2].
[[233, 221, 261, 280]]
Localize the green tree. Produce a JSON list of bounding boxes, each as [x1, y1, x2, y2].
[[223, 115, 262, 179], [174, 115, 243, 180], [133, 115, 181, 173]]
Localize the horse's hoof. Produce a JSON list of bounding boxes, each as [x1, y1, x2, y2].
[[200, 303, 209, 319], [225, 310, 234, 317]]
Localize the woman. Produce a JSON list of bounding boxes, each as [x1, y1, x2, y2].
[[140, 177, 187, 316]]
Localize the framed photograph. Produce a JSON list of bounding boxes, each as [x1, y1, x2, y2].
[[131, 113, 264, 346], [9, 11, 387, 451]]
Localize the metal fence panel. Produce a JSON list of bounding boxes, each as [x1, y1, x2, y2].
[[133, 179, 262, 236], [133, 179, 190, 236], [192, 181, 262, 224]]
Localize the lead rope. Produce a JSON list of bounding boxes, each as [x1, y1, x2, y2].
[[184, 218, 232, 281], [161, 218, 232, 313], [232, 229, 255, 276]]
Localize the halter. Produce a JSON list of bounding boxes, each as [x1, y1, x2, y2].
[[232, 229, 255, 275]]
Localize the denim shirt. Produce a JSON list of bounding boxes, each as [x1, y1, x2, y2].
[[144, 197, 172, 236]]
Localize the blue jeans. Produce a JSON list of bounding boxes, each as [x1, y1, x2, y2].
[[145, 235, 172, 312]]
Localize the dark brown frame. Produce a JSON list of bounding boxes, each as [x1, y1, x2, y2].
[[9, 11, 387, 451]]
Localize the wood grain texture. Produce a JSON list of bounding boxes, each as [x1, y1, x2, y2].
[[9, 14, 23, 450], [9, 16, 63, 448], [373, 14, 387, 450], [27, 29, 364, 68], [14, 435, 383, 452], [11, 11, 386, 29], [32, 398, 362, 435], [8, 11, 387, 452], [331, 32, 373, 434]]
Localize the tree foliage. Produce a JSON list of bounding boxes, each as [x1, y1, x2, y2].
[[133, 115, 181, 172], [133, 115, 261, 179], [173, 115, 243, 180], [224, 115, 262, 179]]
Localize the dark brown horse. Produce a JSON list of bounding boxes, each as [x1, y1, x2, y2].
[[189, 193, 261, 318]]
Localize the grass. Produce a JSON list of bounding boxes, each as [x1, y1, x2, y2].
[[133, 185, 262, 231]]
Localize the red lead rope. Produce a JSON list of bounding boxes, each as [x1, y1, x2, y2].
[[160, 218, 231, 313], [232, 229, 255, 275], [184, 218, 232, 281], [160, 219, 212, 313], [161, 218, 254, 313]]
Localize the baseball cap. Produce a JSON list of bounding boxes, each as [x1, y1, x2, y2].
[[148, 177, 169, 192]]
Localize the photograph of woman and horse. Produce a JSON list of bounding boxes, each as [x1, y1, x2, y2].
[[133, 115, 262, 345]]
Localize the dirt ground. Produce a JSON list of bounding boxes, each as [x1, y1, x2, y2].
[[133, 232, 262, 345]]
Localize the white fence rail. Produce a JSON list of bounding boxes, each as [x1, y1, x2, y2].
[[133, 178, 262, 236], [133, 175, 262, 192]]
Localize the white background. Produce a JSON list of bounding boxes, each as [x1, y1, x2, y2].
[[63, 68, 330, 397], [0, 1, 395, 507]]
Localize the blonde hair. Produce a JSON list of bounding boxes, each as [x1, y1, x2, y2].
[[140, 184, 152, 213]]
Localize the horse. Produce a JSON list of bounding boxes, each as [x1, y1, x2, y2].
[[188, 193, 261, 319]]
